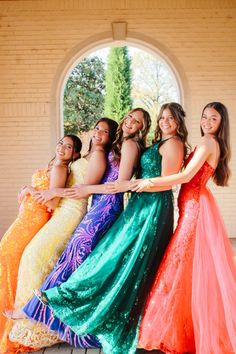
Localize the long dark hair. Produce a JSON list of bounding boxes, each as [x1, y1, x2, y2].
[[112, 108, 151, 162], [86, 117, 119, 155], [153, 102, 190, 160], [201, 102, 231, 186], [48, 134, 82, 171]]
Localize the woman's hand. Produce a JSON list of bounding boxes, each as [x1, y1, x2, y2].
[[106, 180, 134, 193], [32, 190, 56, 205], [17, 186, 28, 204], [17, 185, 36, 203], [62, 185, 89, 199], [131, 179, 154, 192]]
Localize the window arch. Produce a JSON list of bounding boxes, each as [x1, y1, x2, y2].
[[49, 32, 187, 151]]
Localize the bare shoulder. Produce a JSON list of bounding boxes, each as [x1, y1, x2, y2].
[[200, 135, 218, 149], [92, 146, 106, 153], [51, 164, 67, 174], [161, 136, 184, 153], [166, 137, 183, 148], [89, 148, 107, 163], [90, 148, 106, 157], [122, 139, 139, 152]]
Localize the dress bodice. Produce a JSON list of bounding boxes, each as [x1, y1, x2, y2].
[[31, 169, 50, 190], [55, 158, 88, 213], [100, 152, 119, 183], [179, 149, 215, 208], [184, 150, 214, 187], [22, 169, 50, 212], [66, 158, 88, 187], [91, 151, 121, 205], [139, 143, 162, 179]]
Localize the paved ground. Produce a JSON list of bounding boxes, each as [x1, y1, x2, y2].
[[29, 343, 163, 353], [28, 343, 102, 353]]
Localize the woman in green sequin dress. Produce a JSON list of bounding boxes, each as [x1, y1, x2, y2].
[[41, 103, 190, 354]]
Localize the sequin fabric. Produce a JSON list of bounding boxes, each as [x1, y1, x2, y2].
[[0, 169, 51, 354], [43, 142, 174, 354], [21, 152, 123, 349], [9, 158, 89, 350], [139, 150, 236, 354]]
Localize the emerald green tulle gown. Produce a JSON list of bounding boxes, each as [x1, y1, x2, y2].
[[44, 141, 174, 354]]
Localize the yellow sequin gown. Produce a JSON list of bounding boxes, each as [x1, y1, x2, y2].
[[9, 158, 89, 352], [0, 169, 52, 354]]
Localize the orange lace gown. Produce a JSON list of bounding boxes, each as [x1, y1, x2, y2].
[[139, 152, 236, 354], [0, 169, 51, 354]]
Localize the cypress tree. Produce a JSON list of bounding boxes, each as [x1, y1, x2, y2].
[[104, 47, 132, 121]]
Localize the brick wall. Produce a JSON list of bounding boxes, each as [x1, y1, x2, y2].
[[0, 0, 236, 237]]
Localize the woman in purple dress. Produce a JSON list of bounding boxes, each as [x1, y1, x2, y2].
[[14, 108, 151, 349]]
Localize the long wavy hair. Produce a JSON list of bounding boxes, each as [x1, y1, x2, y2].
[[112, 108, 151, 162], [201, 102, 231, 186], [48, 134, 83, 172], [86, 117, 119, 155], [153, 102, 190, 160]]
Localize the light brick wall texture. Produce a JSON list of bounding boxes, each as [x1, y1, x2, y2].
[[0, 0, 236, 237]]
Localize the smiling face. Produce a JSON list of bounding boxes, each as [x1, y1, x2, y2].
[[122, 110, 144, 137], [91, 121, 110, 148], [201, 107, 222, 136], [158, 108, 178, 138], [56, 136, 75, 162]]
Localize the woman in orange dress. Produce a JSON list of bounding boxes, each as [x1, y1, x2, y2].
[[135, 102, 236, 354], [0, 134, 82, 354]]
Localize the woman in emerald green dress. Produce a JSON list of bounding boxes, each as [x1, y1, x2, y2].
[[38, 103, 190, 354]]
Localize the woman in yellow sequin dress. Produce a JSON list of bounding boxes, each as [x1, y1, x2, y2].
[[0, 134, 83, 354]]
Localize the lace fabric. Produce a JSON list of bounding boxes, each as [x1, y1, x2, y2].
[[9, 319, 61, 349]]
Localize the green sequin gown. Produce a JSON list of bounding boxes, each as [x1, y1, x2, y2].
[[44, 142, 174, 354]]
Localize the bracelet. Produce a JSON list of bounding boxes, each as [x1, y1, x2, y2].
[[148, 179, 155, 185]]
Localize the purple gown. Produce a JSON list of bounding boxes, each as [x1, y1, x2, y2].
[[23, 152, 123, 348]]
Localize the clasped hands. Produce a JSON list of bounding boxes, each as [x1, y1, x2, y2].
[[17, 185, 37, 204], [30, 184, 89, 205], [18, 186, 58, 205], [17, 184, 87, 206], [106, 179, 155, 193]]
